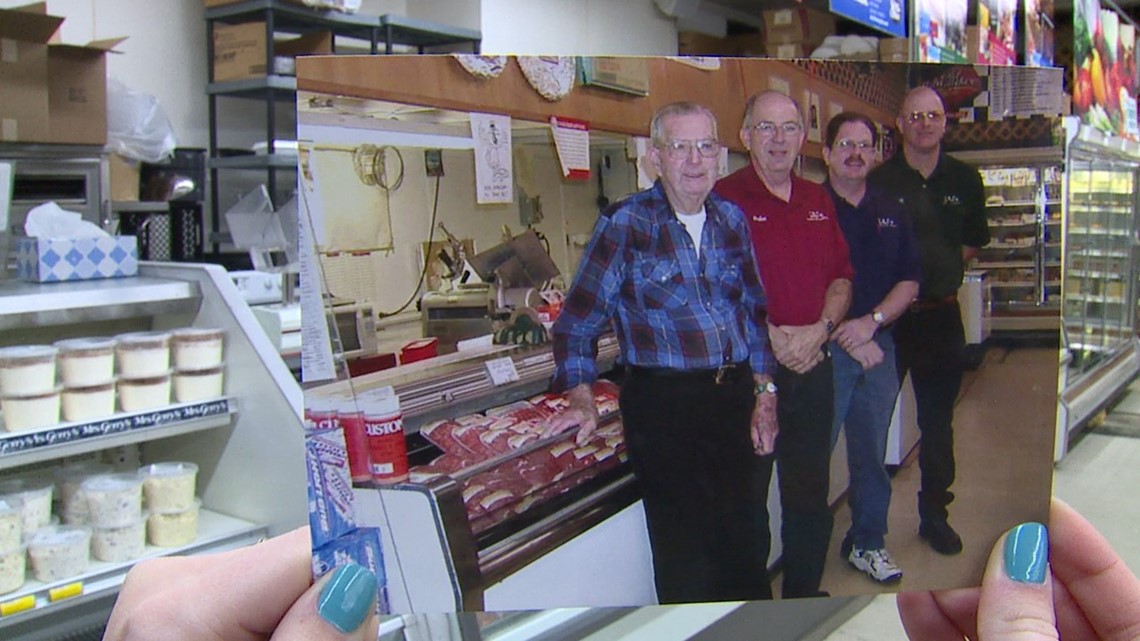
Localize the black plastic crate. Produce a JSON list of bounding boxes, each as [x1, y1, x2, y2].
[[140, 148, 207, 203], [118, 203, 203, 262]]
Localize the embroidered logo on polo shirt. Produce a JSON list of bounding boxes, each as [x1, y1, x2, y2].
[[807, 210, 829, 222], [752, 215, 768, 223], [943, 195, 962, 206], [877, 217, 899, 229]]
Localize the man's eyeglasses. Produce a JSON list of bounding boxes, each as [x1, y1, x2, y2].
[[833, 139, 874, 151], [661, 139, 721, 159], [906, 110, 946, 124], [749, 121, 803, 137]]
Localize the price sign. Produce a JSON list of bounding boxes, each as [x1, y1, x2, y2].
[[50, 582, 83, 602], [485, 357, 520, 386], [0, 595, 34, 616]]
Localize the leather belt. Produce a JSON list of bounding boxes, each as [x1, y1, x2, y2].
[[626, 362, 749, 385], [909, 294, 958, 312]]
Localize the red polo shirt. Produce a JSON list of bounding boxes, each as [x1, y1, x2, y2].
[[715, 167, 854, 326]]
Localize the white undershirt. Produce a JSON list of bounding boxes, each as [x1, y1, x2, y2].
[[676, 207, 707, 258]]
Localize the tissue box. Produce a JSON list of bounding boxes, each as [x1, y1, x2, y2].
[[15, 235, 139, 282]]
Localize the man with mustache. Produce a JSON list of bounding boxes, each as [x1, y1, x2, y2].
[[823, 112, 921, 584], [548, 102, 778, 604], [869, 85, 989, 556], [715, 90, 853, 598]]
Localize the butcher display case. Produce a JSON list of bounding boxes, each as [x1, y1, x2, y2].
[[952, 148, 1064, 333], [308, 337, 667, 612], [1056, 121, 1140, 460]]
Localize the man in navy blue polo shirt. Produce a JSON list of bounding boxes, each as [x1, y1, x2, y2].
[[823, 112, 921, 584]]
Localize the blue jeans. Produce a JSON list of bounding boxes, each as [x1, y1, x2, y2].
[[830, 332, 898, 550]]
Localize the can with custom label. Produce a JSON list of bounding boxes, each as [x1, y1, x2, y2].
[[362, 390, 408, 484]]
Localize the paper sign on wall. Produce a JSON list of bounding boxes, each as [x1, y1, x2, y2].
[[633, 137, 656, 190], [551, 116, 591, 180], [470, 112, 514, 204]]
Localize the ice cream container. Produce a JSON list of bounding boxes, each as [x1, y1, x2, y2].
[[118, 372, 171, 412], [61, 380, 116, 422], [138, 461, 198, 512], [147, 498, 200, 547], [92, 515, 146, 563], [81, 473, 143, 528], [1, 386, 62, 431], [0, 345, 57, 395], [172, 367, 224, 403], [114, 331, 171, 378], [0, 477, 52, 534], [0, 544, 25, 594], [0, 497, 22, 550], [54, 337, 116, 387], [55, 461, 113, 525], [28, 525, 91, 582], [170, 328, 224, 371]]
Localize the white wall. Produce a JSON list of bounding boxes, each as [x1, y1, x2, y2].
[[480, 0, 677, 54]]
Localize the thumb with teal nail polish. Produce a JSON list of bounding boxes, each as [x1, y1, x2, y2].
[[976, 521, 1057, 640], [274, 562, 380, 641]]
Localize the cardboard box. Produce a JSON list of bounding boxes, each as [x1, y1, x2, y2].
[[0, 4, 121, 144], [730, 33, 767, 57], [213, 22, 333, 82], [765, 42, 816, 59], [880, 37, 911, 62], [0, 5, 62, 143], [677, 31, 735, 56], [762, 8, 837, 46], [109, 154, 140, 202], [15, 235, 139, 282]]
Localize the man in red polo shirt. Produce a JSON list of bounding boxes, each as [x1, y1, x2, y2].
[[716, 90, 853, 599]]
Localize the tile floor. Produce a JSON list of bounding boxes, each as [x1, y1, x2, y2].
[[819, 352, 1140, 641]]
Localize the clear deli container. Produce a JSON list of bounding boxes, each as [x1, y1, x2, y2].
[[1, 386, 62, 432], [54, 337, 116, 387], [114, 331, 171, 378], [172, 367, 224, 403], [0, 345, 58, 396], [28, 525, 91, 582], [92, 515, 146, 563], [61, 381, 117, 423], [147, 498, 200, 547], [81, 474, 143, 528], [55, 461, 114, 525], [170, 328, 224, 371], [138, 462, 198, 512], [0, 544, 25, 594], [118, 372, 172, 412], [0, 497, 22, 550], [0, 478, 53, 534]]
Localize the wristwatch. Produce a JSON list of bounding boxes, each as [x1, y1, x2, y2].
[[871, 310, 885, 326], [823, 318, 835, 334], [755, 381, 778, 395]]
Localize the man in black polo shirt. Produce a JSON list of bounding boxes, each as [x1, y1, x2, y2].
[[869, 86, 989, 555]]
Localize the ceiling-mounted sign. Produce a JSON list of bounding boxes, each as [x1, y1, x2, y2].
[[830, 0, 906, 37], [453, 54, 508, 79], [517, 56, 576, 101], [579, 57, 650, 96], [914, 0, 968, 63]]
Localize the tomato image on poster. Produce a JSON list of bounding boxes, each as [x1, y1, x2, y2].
[[1074, 0, 1140, 139]]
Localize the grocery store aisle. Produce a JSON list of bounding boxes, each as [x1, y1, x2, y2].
[[820, 357, 1140, 641]]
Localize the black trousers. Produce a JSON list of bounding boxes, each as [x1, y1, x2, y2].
[[893, 302, 965, 524], [620, 366, 773, 604], [770, 355, 835, 598]]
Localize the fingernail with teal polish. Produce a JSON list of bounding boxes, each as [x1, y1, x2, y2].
[[1004, 522, 1049, 584], [318, 563, 377, 633]]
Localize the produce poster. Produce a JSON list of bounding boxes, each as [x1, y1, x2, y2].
[[978, 0, 1017, 65], [915, 0, 968, 63], [1073, 0, 1140, 139]]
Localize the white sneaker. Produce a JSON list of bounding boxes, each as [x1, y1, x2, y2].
[[848, 547, 903, 584]]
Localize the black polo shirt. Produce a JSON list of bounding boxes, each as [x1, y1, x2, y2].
[[826, 182, 923, 319], [870, 152, 989, 300]]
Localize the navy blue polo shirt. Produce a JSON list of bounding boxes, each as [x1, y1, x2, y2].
[[826, 182, 923, 319]]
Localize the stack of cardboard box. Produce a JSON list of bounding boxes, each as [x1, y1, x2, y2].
[[761, 8, 837, 59], [0, 3, 124, 145]]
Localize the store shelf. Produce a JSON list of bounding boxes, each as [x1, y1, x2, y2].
[[208, 154, 298, 170], [0, 397, 236, 468], [1069, 270, 1126, 278], [991, 281, 1037, 288], [0, 277, 200, 330], [379, 13, 482, 52], [1070, 228, 1133, 236], [0, 509, 264, 627], [989, 220, 1037, 227], [987, 242, 1037, 249], [207, 75, 297, 99], [975, 261, 1036, 269], [986, 200, 1040, 208], [205, 0, 380, 37]]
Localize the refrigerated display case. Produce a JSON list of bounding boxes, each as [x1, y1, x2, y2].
[[0, 262, 306, 640], [952, 148, 1064, 333], [1057, 123, 1140, 460]]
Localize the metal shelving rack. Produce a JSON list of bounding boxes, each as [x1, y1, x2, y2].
[[203, 0, 480, 255]]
